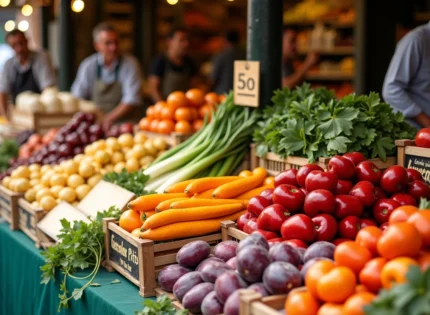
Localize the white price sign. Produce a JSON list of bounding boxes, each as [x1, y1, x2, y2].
[[234, 61, 260, 107]]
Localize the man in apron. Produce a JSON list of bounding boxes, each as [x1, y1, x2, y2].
[[71, 23, 143, 124], [0, 30, 56, 118], [149, 27, 197, 102]]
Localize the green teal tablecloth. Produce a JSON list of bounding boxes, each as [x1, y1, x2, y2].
[[0, 221, 148, 315]]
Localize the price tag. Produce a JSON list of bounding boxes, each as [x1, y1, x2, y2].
[[234, 61, 260, 107], [108, 230, 140, 282], [404, 154, 430, 184]]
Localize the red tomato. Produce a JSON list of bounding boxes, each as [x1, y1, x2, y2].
[[415, 128, 430, 148], [328, 155, 356, 180]]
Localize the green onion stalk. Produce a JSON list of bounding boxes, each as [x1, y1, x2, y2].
[[144, 93, 258, 193]]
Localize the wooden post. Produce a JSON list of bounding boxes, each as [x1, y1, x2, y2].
[[247, 0, 283, 107], [59, 0, 73, 91]]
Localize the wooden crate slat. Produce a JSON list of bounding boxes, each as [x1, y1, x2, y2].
[[0, 185, 22, 230], [18, 198, 47, 246]]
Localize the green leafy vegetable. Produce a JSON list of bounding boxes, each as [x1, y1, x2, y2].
[[111, 279, 121, 284], [0, 139, 19, 171], [135, 295, 188, 315], [103, 169, 153, 196], [40, 206, 121, 311], [254, 84, 417, 162], [364, 265, 430, 315]]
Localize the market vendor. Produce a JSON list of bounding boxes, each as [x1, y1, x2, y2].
[[282, 29, 319, 89], [71, 22, 143, 124], [148, 27, 197, 102], [0, 30, 56, 118], [382, 22, 430, 129]]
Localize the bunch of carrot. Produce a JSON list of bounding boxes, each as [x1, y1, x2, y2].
[[122, 167, 272, 241]]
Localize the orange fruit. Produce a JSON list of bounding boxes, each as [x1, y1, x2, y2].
[[359, 257, 387, 294], [377, 222, 422, 259], [146, 105, 156, 118], [139, 117, 152, 131], [316, 266, 357, 303], [175, 120, 192, 134], [355, 285, 369, 294], [119, 210, 142, 233], [407, 210, 430, 247], [160, 106, 175, 120], [355, 226, 382, 257], [334, 241, 372, 276], [305, 260, 335, 299], [190, 107, 199, 120], [192, 119, 204, 132], [285, 289, 320, 315], [185, 88, 205, 107], [239, 170, 253, 177], [380, 257, 419, 289], [264, 176, 275, 187], [199, 104, 214, 120], [317, 303, 343, 315], [205, 92, 219, 105], [342, 292, 375, 315], [174, 107, 193, 122], [218, 94, 226, 103], [149, 119, 160, 132], [153, 101, 166, 119], [157, 120, 175, 135], [388, 205, 418, 224], [167, 91, 188, 109]]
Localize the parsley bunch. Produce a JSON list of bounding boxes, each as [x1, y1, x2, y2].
[[254, 84, 416, 162], [40, 206, 121, 311], [364, 265, 430, 315], [103, 169, 153, 196], [135, 295, 188, 315]]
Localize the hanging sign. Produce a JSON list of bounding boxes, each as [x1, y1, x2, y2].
[[234, 61, 260, 107]]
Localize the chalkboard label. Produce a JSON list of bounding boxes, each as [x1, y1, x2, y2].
[[109, 230, 139, 281], [19, 205, 35, 234], [405, 154, 430, 184]]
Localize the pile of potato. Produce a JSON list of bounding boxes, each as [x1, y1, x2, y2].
[[1, 132, 167, 212]]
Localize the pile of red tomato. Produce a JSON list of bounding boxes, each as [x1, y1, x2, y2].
[[237, 152, 430, 246]]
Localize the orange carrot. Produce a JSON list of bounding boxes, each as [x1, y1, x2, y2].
[[128, 193, 188, 212], [212, 167, 267, 199], [184, 176, 240, 195], [191, 188, 216, 199], [142, 204, 245, 230], [234, 185, 273, 200], [164, 179, 196, 193], [170, 198, 248, 210], [155, 197, 190, 212]]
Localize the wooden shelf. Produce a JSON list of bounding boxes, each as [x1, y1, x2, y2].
[[298, 46, 354, 55], [305, 71, 354, 81]]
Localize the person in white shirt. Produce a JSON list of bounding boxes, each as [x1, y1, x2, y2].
[[71, 22, 143, 124], [0, 29, 56, 117]]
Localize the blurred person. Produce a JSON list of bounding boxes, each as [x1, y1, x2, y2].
[[382, 22, 430, 128], [71, 22, 143, 124], [282, 29, 319, 89], [210, 30, 245, 95], [149, 27, 197, 101], [0, 30, 56, 117]]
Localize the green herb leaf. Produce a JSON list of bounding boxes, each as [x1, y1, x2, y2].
[[89, 283, 101, 287], [327, 136, 351, 153], [111, 279, 121, 284]]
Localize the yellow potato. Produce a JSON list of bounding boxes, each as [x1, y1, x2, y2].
[[67, 174, 85, 188], [58, 187, 76, 203], [79, 163, 95, 178], [114, 162, 126, 173], [50, 174, 67, 187], [76, 184, 91, 200], [14, 178, 30, 192], [25, 188, 37, 202], [118, 133, 134, 147], [2, 176, 11, 189], [36, 188, 53, 202], [126, 158, 140, 172], [111, 152, 124, 164], [87, 174, 102, 187], [64, 160, 79, 175], [50, 185, 64, 198], [40, 196, 57, 211], [28, 164, 41, 172]]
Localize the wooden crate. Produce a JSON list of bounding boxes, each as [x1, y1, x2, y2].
[[0, 185, 22, 230], [239, 290, 288, 315], [396, 139, 430, 185], [10, 109, 102, 135], [103, 218, 223, 297], [221, 220, 249, 242], [139, 130, 191, 147], [17, 198, 52, 247], [250, 143, 396, 176]]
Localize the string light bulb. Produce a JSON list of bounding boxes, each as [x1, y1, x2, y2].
[[21, 4, 33, 16], [18, 20, 29, 32], [71, 0, 85, 13], [4, 20, 15, 32], [167, 0, 178, 5], [0, 0, 11, 8]]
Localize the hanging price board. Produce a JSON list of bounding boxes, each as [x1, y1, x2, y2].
[[234, 61, 260, 107]]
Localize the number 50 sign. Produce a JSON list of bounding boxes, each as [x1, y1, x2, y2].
[[234, 61, 260, 107]]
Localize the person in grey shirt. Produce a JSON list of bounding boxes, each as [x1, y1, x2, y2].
[[0, 29, 56, 117], [211, 31, 245, 95], [71, 22, 143, 124], [382, 22, 430, 128]]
